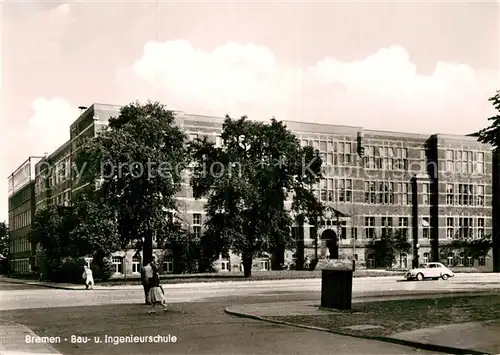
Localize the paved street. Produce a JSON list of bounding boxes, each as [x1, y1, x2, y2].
[[1, 284, 436, 355], [1, 273, 499, 311], [1, 274, 499, 355]]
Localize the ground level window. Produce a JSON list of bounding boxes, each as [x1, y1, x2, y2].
[[112, 257, 123, 274], [163, 258, 173, 274], [260, 260, 270, 271], [132, 256, 141, 274], [478, 256, 486, 267]]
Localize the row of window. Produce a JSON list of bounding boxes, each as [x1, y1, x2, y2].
[[364, 216, 487, 240], [10, 258, 31, 273], [8, 211, 31, 231], [10, 237, 31, 255], [313, 178, 353, 203], [445, 149, 486, 174], [446, 217, 487, 239], [110, 256, 174, 274], [366, 253, 487, 268], [364, 181, 412, 205], [446, 183, 486, 206]]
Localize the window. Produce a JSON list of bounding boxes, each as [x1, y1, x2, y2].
[[132, 256, 141, 274], [476, 152, 484, 174], [193, 213, 201, 225], [476, 185, 485, 206], [477, 218, 485, 239], [478, 256, 486, 266], [398, 217, 409, 238], [422, 183, 430, 205], [445, 150, 454, 171], [447, 253, 454, 266], [367, 254, 375, 268], [319, 141, 327, 152], [260, 260, 270, 271], [163, 257, 173, 274], [381, 217, 393, 237], [422, 253, 429, 264], [379, 182, 394, 204], [365, 217, 376, 239], [220, 260, 229, 272], [365, 181, 376, 203], [446, 184, 454, 205], [459, 217, 473, 239], [459, 252, 465, 266], [193, 226, 201, 237], [465, 254, 473, 267], [337, 179, 352, 202], [422, 217, 430, 239], [351, 227, 357, 240], [446, 217, 454, 239], [112, 257, 123, 274]]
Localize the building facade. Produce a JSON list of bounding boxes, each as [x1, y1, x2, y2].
[[8, 103, 496, 277], [7, 157, 43, 274]]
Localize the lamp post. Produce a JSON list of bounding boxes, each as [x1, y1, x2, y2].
[[415, 243, 420, 267], [354, 131, 364, 271], [324, 206, 336, 259]]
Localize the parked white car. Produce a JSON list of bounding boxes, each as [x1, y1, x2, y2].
[[405, 262, 455, 281]]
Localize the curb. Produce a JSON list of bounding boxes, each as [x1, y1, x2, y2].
[[0, 278, 78, 290], [224, 308, 489, 355]]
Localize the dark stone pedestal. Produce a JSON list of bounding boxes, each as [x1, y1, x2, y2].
[[321, 267, 353, 310]]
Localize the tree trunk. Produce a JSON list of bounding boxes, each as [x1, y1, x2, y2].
[[271, 245, 285, 270], [242, 253, 253, 278], [143, 230, 154, 266]]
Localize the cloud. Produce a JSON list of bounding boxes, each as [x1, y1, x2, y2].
[[128, 40, 498, 135], [26, 98, 80, 155]]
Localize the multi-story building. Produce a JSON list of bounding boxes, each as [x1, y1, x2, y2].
[[10, 103, 496, 277], [7, 156, 43, 274]]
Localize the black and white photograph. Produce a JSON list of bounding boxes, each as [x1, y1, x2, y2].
[[1, 1, 499, 354]]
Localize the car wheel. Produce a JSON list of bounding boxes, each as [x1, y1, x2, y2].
[[441, 274, 449, 280], [416, 273, 424, 281]]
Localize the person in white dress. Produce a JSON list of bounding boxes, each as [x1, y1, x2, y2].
[[148, 264, 167, 314], [82, 265, 94, 290]]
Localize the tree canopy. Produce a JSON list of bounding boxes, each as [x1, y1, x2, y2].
[[30, 193, 120, 262], [190, 116, 323, 277], [473, 90, 500, 148], [0, 222, 9, 259], [76, 101, 190, 265]]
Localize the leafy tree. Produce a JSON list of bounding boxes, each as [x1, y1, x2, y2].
[[0, 222, 9, 273], [366, 227, 397, 268], [473, 89, 499, 271], [30, 205, 77, 262], [76, 101, 190, 266], [190, 116, 323, 277], [0, 222, 9, 258], [394, 229, 411, 268], [30, 194, 120, 281], [473, 90, 500, 148], [69, 192, 121, 266], [440, 232, 493, 265]]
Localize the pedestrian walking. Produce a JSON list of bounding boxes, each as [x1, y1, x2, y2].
[[82, 265, 94, 290], [141, 261, 153, 304], [148, 263, 167, 314]]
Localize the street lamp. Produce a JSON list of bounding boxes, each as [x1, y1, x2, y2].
[[415, 243, 420, 267]]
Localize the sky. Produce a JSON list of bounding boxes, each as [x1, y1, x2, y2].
[[1, 1, 499, 222]]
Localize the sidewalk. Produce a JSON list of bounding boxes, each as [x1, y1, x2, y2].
[[0, 322, 62, 354], [225, 292, 500, 355]]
